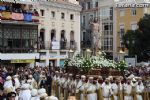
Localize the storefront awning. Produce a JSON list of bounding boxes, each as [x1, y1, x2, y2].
[[0, 53, 40, 60], [1, 20, 39, 25]]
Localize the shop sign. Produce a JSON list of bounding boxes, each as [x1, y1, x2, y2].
[[52, 42, 60, 50], [11, 59, 35, 63]]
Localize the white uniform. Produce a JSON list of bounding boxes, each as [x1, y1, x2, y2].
[[4, 80, 14, 90], [74, 80, 82, 94], [68, 79, 74, 95], [111, 83, 123, 100], [30, 97, 40, 100], [19, 89, 31, 100], [31, 78, 38, 89], [14, 77, 20, 89], [136, 83, 144, 100], [102, 83, 113, 100], [124, 83, 133, 100], [96, 82, 102, 89], [79, 82, 86, 100], [86, 82, 97, 100]]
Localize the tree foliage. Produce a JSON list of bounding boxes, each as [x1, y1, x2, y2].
[[123, 14, 150, 61]]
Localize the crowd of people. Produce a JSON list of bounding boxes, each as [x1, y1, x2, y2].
[[0, 65, 150, 100]]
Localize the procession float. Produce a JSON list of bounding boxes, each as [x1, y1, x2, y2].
[[63, 51, 128, 77]]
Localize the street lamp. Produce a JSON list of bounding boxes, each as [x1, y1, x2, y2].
[[118, 49, 125, 61], [86, 48, 92, 58], [69, 49, 74, 58]]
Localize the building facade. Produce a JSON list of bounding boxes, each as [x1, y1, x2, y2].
[[79, 0, 99, 49], [36, 0, 81, 67], [0, 1, 39, 67], [98, 0, 115, 59], [115, 0, 150, 60]]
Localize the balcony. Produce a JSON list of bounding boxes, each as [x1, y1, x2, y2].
[[0, 2, 39, 23], [39, 40, 77, 50]]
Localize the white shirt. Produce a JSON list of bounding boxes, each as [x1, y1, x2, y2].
[[19, 89, 31, 100]]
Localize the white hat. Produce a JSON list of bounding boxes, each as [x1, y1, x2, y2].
[[69, 74, 73, 76], [132, 78, 136, 82], [27, 79, 32, 83], [128, 74, 135, 79], [22, 84, 30, 89], [38, 88, 46, 95], [108, 76, 113, 79], [13, 75, 19, 78], [31, 89, 38, 96], [98, 76, 102, 79], [29, 75, 33, 78], [89, 77, 93, 79], [48, 96, 58, 100], [55, 71, 59, 73], [6, 76, 12, 80], [106, 78, 110, 80], [39, 93, 48, 99], [81, 75, 86, 78]]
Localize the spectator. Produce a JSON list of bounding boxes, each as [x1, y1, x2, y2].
[[6, 92, 16, 100]]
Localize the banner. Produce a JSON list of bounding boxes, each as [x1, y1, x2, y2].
[[52, 41, 60, 50], [23, 13, 32, 21], [1, 11, 11, 19], [11, 59, 35, 63], [12, 13, 24, 20]]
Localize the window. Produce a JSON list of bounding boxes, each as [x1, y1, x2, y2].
[[131, 8, 136, 16], [120, 9, 125, 16], [82, 3, 85, 10], [131, 23, 137, 30], [95, 2, 98, 7], [87, 2, 91, 9], [83, 16, 85, 26], [70, 14, 74, 20], [40, 9, 45, 16], [51, 11, 55, 18], [61, 13, 65, 19], [120, 24, 125, 47], [90, 15, 93, 19]]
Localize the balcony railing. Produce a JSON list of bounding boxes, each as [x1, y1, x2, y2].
[[39, 41, 77, 50]]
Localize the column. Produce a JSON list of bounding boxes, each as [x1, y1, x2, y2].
[[113, 7, 118, 60], [57, 51, 60, 66], [46, 50, 49, 66]]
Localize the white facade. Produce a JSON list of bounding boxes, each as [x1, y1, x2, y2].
[[35, 1, 81, 66], [98, 0, 116, 59]]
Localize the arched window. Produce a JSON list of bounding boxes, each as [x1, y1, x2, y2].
[[60, 30, 66, 49], [39, 28, 45, 49], [40, 28, 45, 41], [61, 30, 65, 39], [70, 31, 74, 41], [51, 29, 56, 41]]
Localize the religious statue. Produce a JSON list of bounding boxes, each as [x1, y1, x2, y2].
[[90, 17, 101, 55]]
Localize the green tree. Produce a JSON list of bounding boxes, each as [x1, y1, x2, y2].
[[123, 14, 150, 61]]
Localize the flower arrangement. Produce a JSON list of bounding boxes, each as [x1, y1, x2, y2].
[[64, 52, 117, 74], [116, 60, 128, 75]]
